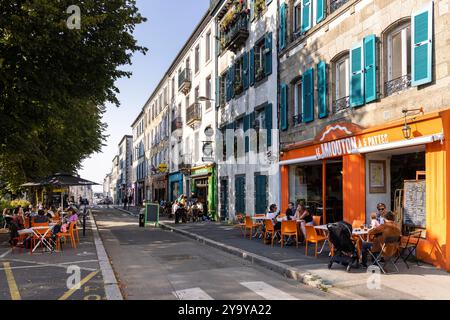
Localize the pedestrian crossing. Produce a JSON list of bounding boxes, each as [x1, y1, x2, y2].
[[173, 281, 299, 300]]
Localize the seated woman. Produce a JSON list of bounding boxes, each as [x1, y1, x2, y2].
[[295, 204, 313, 240]]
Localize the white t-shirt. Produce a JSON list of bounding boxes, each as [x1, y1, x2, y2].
[[371, 219, 380, 229], [266, 211, 278, 220]]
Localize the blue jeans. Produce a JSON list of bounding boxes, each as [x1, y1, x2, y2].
[[361, 241, 373, 265]]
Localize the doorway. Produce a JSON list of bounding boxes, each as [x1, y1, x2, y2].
[[325, 159, 343, 223]]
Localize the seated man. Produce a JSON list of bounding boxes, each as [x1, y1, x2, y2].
[[361, 211, 401, 268], [33, 210, 50, 223]]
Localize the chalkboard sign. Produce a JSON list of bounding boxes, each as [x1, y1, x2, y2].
[[403, 180, 426, 228], [145, 202, 160, 226]]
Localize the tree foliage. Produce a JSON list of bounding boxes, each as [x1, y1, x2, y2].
[[0, 0, 147, 191]]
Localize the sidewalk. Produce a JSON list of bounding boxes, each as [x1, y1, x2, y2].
[[160, 220, 450, 300]]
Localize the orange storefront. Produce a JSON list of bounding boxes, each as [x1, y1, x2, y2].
[[280, 108, 450, 271]]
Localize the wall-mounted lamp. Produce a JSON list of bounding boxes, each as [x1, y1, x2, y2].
[[401, 107, 424, 139]]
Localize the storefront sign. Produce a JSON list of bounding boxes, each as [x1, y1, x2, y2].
[[158, 163, 168, 173], [315, 134, 389, 159]]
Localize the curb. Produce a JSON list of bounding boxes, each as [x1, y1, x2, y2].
[[159, 222, 336, 293], [89, 210, 124, 300], [114, 207, 138, 216]]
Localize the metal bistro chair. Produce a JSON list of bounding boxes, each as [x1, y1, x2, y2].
[[395, 230, 422, 268], [368, 236, 402, 274]]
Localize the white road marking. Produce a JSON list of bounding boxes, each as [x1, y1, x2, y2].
[[0, 249, 12, 258], [240, 281, 298, 300], [173, 287, 214, 300]]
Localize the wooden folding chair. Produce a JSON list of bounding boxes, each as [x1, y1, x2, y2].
[[395, 230, 422, 268]]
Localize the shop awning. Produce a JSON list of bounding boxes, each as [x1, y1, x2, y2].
[[351, 133, 444, 155]]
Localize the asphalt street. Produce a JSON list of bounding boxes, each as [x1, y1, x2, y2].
[[92, 207, 341, 300]]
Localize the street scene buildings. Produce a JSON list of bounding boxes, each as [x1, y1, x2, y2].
[[101, 0, 450, 272]]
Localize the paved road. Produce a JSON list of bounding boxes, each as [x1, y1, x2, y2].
[[92, 208, 341, 300]]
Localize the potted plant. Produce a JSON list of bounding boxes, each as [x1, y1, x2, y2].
[[254, 0, 266, 17]]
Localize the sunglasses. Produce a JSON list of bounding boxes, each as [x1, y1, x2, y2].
[[377, 207, 386, 211]]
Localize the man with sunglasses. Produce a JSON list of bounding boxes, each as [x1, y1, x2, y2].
[[376, 203, 387, 225]]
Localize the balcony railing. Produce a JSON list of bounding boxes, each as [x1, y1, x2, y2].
[[178, 68, 192, 95], [385, 74, 411, 97], [220, 13, 249, 53], [186, 103, 202, 127], [330, 0, 350, 14], [333, 96, 350, 113], [171, 117, 183, 132]]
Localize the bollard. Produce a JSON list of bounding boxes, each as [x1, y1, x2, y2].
[[83, 207, 87, 237]]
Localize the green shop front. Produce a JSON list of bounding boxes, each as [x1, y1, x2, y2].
[[190, 164, 217, 220]]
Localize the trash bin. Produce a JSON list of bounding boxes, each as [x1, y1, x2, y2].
[[139, 208, 145, 228]]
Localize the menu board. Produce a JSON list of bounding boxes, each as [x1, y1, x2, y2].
[[403, 180, 426, 228], [145, 203, 159, 225]]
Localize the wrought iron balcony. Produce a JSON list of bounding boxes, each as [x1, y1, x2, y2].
[[333, 96, 350, 113], [220, 13, 249, 54], [171, 117, 183, 132], [385, 74, 411, 97], [186, 103, 202, 128], [330, 0, 350, 14], [293, 114, 303, 126], [178, 68, 192, 95]]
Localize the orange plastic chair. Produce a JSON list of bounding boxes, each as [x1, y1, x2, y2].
[[305, 225, 328, 257], [280, 220, 298, 248], [244, 216, 260, 240], [73, 221, 80, 244], [234, 213, 246, 234], [313, 216, 321, 226], [264, 220, 280, 246], [56, 222, 77, 251]]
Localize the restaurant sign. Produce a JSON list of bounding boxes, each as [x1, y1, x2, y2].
[[315, 133, 389, 160]]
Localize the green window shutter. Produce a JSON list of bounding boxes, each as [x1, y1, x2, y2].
[[280, 83, 288, 130], [317, 61, 328, 119], [264, 33, 273, 76], [316, 0, 326, 24], [364, 34, 377, 103], [244, 114, 250, 153], [243, 51, 249, 90], [412, 2, 433, 86], [230, 65, 235, 98], [302, 68, 314, 123], [265, 103, 273, 147], [350, 42, 365, 107], [301, 0, 312, 33], [280, 3, 287, 51], [225, 68, 231, 102], [250, 47, 255, 86], [254, 175, 268, 215]]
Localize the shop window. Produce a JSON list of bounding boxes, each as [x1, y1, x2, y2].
[[293, 78, 302, 126], [385, 21, 411, 96], [332, 52, 350, 113]]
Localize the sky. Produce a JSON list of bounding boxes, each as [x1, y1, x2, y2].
[[79, 0, 210, 192]]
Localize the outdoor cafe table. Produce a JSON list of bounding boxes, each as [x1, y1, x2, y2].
[[18, 224, 55, 253], [314, 225, 370, 255]]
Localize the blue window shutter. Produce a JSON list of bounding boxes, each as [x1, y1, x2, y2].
[[317, 61, 328, 119], [301, 0, 312, 33], [265, 103, 273, 147], [280, 83, 288, 130], [280, 3, 287, 51], [264, 33, 273, 76], [230, 65, 235, 98], [302, 68, 314, 123], [412, 2, 433, 86], [364, 34, 377, 103], [254, 175, 268, 215], [250, 47, 255, 86], [243, 52, 249, 90], [225, 68, 231, 102], [244, 114, 250, 153], [316, 0, 326, 24], [350, 42, 365, 107]]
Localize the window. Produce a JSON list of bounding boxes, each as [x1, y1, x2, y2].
[[293, 0, 302, 33], [221, 127, 227, 161], [333, 53, 350, 113], [255, 109, 265, 154], [293, 79, 302, 126], [186, 95, 190, 108], [205, 31, 211, 62], [171, 78, 175, 100], [234, 56, 244, 95], [205, 76, 212, 109], [195, 86, 200, 102], [164, 86, 168, 106], [234, 118, 244, 161], [386, 22, 411, 96], [186, 57, 190, 71], [254, 39, 265, 82], [195, 45, 200, 73]]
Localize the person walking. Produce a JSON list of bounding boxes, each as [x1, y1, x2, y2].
[[123, 195, 128, 210]]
